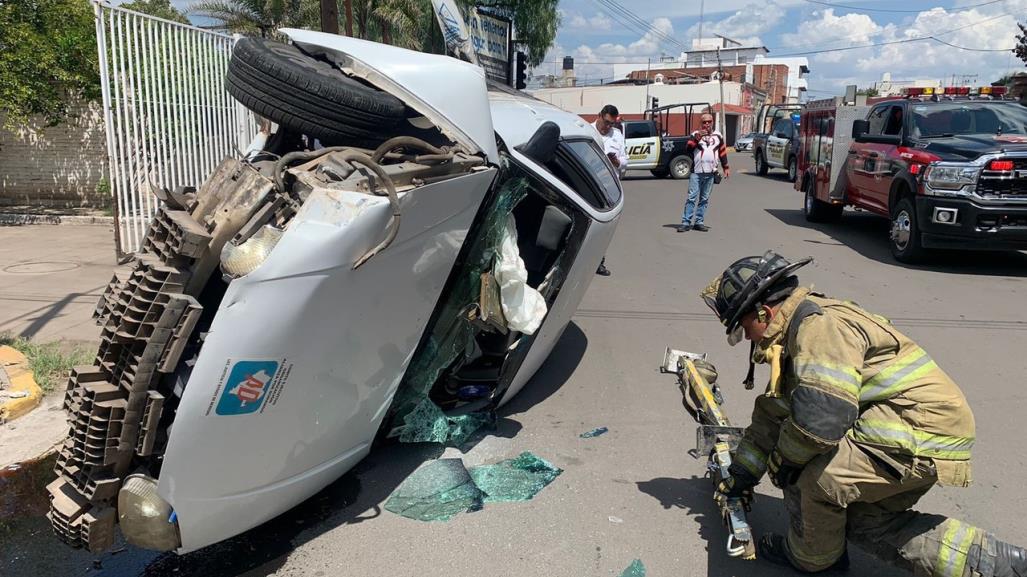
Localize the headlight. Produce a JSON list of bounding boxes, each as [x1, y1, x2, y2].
[[924, 164, 979, 193], [118, 474, 181, 551], [220, 224, 284, 279]]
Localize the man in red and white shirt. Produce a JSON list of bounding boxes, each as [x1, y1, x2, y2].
[[678, 113, 730, 232]]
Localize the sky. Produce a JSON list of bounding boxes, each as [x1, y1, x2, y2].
[[540, 0, 1027, 97]]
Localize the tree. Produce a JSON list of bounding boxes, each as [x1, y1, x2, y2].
[[188, 0, 321, 37], [1015, 22, 1027, 65], [121, 0, 190, 24], [0, 0, 100, 129], [857, 87, 880, 97]]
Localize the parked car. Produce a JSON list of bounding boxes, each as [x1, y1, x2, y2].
[[49, 29, 622, 554], [752, 115, 801, 181], [734, 132, 756, 152]]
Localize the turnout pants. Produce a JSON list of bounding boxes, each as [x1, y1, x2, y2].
[[784, 437, 983, 576]]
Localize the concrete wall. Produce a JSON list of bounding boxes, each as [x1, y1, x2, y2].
[[0, 102, 111, 209], [529, 81, 745, 116]]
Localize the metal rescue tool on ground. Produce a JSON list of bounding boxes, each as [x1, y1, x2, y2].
[[660, 348, 756, 560]]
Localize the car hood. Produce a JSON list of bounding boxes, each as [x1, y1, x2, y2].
[[916, 134, 1027, 162], [281, 29, 499, 162]]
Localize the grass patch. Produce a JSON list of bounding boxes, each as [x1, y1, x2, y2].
[[0, 333, 94, 394]]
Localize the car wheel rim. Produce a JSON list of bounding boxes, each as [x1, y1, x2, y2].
[[891, 210, 911, 250], [805, 187, 813, 214], [756, 156, 763, 171], [789, 162, 796, 180], [674, 161, 689, 178]]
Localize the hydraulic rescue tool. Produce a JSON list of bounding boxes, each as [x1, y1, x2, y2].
[[661, 348, 756, 560]]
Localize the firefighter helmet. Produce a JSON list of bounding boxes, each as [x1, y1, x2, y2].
[[701, 251, 813, 335]]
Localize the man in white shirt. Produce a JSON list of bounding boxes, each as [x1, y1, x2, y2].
[[593, 104, 628, 178], [592, 104, 625, 276]]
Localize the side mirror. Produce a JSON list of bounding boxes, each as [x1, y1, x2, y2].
[[517, 121, 561, 165], [852, 119, 869, 141]]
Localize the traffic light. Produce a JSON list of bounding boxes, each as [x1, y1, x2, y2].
[[651, 96, 659, 109], [515, 51, 528, 90]]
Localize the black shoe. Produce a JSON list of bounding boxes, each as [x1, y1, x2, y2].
[[596, 264, 611, 276], [693, 223, 710, 232], [676, 224, 691, 232], [757, 534, 850, 573]]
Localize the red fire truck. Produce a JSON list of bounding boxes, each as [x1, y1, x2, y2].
[[795, 86, 1027, 262]]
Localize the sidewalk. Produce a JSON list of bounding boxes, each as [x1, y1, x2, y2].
[[0, 225, 116, 343]]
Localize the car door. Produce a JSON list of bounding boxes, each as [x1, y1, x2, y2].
[[846, 104, 890, 207], [624, 121, 660, 169], [767, 118, 791, 167]]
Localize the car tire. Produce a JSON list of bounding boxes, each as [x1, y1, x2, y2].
[[226, 37, 407, 146], [803, 179, 843, 223], [670, 156, 693, 179], [787, 156, 798, 182], [755, 151, 768, 176], [890, 197, 927, 263], [650, 168, 670, 178]]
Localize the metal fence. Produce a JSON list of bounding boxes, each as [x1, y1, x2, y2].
[[94, 2, 257, 256]]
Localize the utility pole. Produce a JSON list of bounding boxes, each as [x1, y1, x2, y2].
[[716, 47, 726, 136], [319, 0, 339, 34], [698, 0, 704, 45]]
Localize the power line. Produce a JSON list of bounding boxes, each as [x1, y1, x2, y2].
[[589, 0, 687, 52], [801, 0, 1004, 14], [929, 36, 1014, 51]]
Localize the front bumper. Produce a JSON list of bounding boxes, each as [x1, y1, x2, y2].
[[916, 196, 1027, 250]]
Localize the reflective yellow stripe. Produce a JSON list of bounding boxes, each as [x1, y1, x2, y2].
[[734, 440, 768, 477], [850, 420, 974, 460], [934, 520, 977, 577], [861, 348, 937, 402], [776, 427, 821, 464], [795, 362, 860, 397]]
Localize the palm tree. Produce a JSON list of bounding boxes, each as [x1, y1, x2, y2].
[[188, 0, 319, 37]]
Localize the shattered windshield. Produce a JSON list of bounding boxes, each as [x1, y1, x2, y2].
[[911, 102, 1027, 138]]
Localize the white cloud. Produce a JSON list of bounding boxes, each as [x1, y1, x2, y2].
[[684, 2, 786, 42], [561, 10, 613, 32]]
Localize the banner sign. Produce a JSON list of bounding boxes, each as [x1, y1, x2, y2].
[[469, 9, 512, 85]]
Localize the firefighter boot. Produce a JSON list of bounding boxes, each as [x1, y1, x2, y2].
[[970, 534, 1027, 577], [758, 534, 850, 573]]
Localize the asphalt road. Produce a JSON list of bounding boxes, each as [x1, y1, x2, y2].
[[7, 155, 1027, 577]]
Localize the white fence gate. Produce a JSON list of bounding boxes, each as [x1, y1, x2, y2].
[[94, 2, 258, 256]]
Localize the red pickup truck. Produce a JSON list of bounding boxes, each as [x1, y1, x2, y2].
[[795, 87, 1027, 262]]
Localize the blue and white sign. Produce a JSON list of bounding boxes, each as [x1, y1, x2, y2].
[[215, 360, 280, 416]]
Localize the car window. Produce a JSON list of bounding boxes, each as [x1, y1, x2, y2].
[[867, 105, 890, 135], [882, 105, 904, 136], [624, 122, 653, 139], [910, 103, 1027, 137], [543, 139, 622, 210], [773, 118, 792, 137]]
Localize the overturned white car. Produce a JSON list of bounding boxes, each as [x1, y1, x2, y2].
[[48, 30, 622, 553]]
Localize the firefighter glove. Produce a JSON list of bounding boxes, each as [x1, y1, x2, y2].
[[767, 449, 803, 489], [714, 466, 758, 507]]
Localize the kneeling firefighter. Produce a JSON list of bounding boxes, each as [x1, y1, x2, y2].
[[702, 250, 1026, 575]]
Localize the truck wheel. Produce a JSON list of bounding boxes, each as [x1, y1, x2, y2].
[[755, 151, 768, 176], [890, 197, 927, 263], [670, 156, 693, 180], [227, 37, 407, 146], [803, 180, 843, 223], [650, 168, 670, 178], [787, 157, 798, 182]]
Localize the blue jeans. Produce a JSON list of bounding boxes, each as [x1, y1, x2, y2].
[[683, 172, 716, 225]]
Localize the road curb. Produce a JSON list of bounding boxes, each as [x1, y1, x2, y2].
[[0, 213, 114, 227], [0, 346, 43, 422]]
